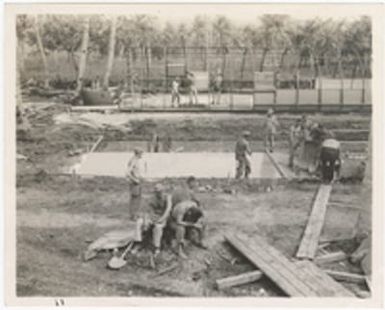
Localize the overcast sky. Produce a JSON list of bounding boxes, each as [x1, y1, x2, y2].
[[106, 4, 360, 26]]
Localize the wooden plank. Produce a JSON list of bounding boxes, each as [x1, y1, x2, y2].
[[294, 260, 355, 297], [314, 251, 347, 265], [293, 261, 337, 296], [324, 270, 366, 284], [216, 271, 263, 290], [225, 234, 317, 296], [296, 184, 332, 259], [265, 150, 288, 179]]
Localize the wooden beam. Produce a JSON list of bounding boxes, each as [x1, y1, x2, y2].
[[216, 271, 263, 290], [294, 260, 355, 297], [324, 270, 366, 284], [225, 233, 317, 297], [314, 251, 347, 265], [296, 184, 332, 259], [265, 150, 288, 179], [225, 233, 354, 297]]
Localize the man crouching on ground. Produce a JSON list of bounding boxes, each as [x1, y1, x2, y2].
[[135, 183, 172, 258], [169, 200, 207, 259]]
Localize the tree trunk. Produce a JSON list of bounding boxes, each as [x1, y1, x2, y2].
[[70, 51, 79, 76], [240, 48, 248, 80], [125, 48, 136, 101], [221, 47, 227, 75], [17, 40, 25, 76], [182, 41, 188, 71], [259, 48, 269, 72], [76, 16, 90, 93], [146, 44, 152, 87], [351, 62, 358, 88], [279, 48, 289, 71], [33, 15, 49, 88], [364, 124, 371, 184], [103, 16, 117, 88], [204, 31, 209, 71]]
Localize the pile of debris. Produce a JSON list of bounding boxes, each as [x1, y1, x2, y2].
[[215, 184, 371, 298]]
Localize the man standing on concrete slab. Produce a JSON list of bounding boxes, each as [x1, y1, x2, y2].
[[289, 118, 303, 168], [171, 77, 181, 107], [320, 138, 341, 183], [264, 108, 279, 153], [212, 69, 223, 105], [235, 131, 252, 179], [169, 200, 207, 259], [126, 148, 145, 221], [187, 71, 198, 105]]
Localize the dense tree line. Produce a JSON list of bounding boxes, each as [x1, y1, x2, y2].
[[16, 14, 371, 90]]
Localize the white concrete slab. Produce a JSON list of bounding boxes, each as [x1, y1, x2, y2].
[[77, 152, 281, 179]]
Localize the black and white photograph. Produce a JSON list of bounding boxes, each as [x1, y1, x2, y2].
[[4, 2, 384, 307]]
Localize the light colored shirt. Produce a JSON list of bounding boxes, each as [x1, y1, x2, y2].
[[266, 115, 279, 134], [172, 80, 179, 92], [126, 155, 144, 183]]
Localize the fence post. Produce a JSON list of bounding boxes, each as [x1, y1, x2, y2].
[[317, 76, 323, 109], [295, 70, 300, 107], [339, 78, 344, 108], [361, 77, 366, 104], [163, 46, 168, 109], [230, 74, 234, 111]]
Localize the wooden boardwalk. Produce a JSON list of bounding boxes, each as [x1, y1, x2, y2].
[[225, 233, 354, 297], [296, 184, 332, 259]]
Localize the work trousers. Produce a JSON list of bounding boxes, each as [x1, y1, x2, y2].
[[189, 87, 198, 105], [235, 157, 251, 179], [129, 182, 142, 220], [320, 147, 340, 183], [265, 132, 275, 152], [171, 91, 180, 106], [288, 140, 301, 168], [135, 217, 166, 248]]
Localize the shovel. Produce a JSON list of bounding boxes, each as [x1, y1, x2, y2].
[[107, 241, 134, 270]]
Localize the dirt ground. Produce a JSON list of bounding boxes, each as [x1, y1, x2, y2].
[[16, 100, 371, 297]]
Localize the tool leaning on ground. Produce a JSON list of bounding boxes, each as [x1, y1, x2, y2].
[[107, 241, 134, 270]]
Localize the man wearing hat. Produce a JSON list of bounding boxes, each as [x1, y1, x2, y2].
[[235, 131, 252, 179], [126, 148, 145, 221], [265, 108, 279, 152]]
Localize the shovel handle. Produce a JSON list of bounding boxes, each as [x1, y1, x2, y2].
[[120, 241, 134, 259]]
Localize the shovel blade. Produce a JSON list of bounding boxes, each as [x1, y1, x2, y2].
[[107, 257, 127, 270]]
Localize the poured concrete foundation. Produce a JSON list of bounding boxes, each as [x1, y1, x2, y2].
[[77, 152, 281, 179]]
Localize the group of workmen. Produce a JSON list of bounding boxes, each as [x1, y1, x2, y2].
[[126, 148, 206, 260], [125, 109, 341, 260], [171, 69, 223, 107], [235, 108, 341, 183]]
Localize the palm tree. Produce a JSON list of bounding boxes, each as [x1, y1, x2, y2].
[[190, 15, 210, 70], [212, 15, 232, 75], [76, 16, 90, 92], [257, 14, 290, 72], [177, 23, 189, 70], [33, 15, 49, 88], [131, 15, 158, 84], [103, 16, 117, 88]]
